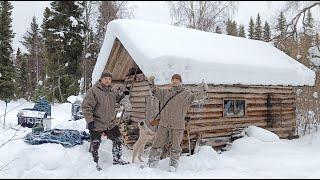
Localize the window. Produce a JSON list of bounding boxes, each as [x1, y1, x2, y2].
[[223, 99, 246, 117]]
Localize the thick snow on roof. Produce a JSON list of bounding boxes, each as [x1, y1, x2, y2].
[[92, 19, 315, 86]]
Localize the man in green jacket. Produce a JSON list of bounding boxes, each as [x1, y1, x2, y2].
[[147, 74, 207, 172], [81, 71, 130, 170]]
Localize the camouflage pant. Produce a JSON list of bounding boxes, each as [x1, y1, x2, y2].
[[89, 125, 122, 163], [147, 126, 184, 168]]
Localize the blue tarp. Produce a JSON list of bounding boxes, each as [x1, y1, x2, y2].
[[24, 129, 90, 147]]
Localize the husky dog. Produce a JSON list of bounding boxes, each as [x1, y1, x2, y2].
[[132, 120, 155, 163]]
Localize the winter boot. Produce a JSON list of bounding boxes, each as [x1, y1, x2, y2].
[[112, 137, 129, 165], [168, 158, 179, 172], [113, 158, 130, 165], [147, 147, 162, 168]]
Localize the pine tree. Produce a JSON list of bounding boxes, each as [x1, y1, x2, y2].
[[238, 24, 246, 38], [215, 25, 222, 34], [248, 17, 255, 39], [14, 48, 28, 99], [95, 1, 132, 48], [263, 21, 271, 42], [42, 2, 85, 102], [274, 12, 287, 52], [299, 10, 315, 67], [226, 19, 238, 36], [96, 1, 118, 49], [21, 16, 45, 99], [0, 1, 15, 101], [42, 7, 59, 103], [304, 10, 314, 36], [254, 13, 262, 40], [275, 11, 286, 39]]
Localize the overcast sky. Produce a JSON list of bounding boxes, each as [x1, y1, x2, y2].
[[11, 1, 318, 53]]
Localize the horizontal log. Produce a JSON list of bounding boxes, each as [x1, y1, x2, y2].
[[131, 86, 150, 92], [186, 113, 222, 119], [246, 110, 295, 116], [246, 99, 295, 104], [130, 96, 146, 103], [206, 86, 294, 94], [130, 117, 145, 122], [247, 106, 294, 111], [187, 118, 295, 128], [130, 114, 146, 119], [193, 99, 223, 105], [130, 91, 151, 97], [188, 121, 293, 133], [131, 102, 146, 108], [128, 107, 146, 113], [187, 107, 223, 114], [207, 93, 295, 100], [132, 81, 150, 87]]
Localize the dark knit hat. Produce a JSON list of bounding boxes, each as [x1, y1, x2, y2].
[[100, 71, 113, 79], [171, 74, 182, 82]]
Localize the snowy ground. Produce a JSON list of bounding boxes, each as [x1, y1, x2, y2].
[[0, 99, 320, 178]]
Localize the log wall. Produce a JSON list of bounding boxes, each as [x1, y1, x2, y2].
[[120, 73, 297, 151]]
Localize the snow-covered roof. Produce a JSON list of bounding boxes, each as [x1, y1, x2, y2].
[[92, 19, 315, 86]]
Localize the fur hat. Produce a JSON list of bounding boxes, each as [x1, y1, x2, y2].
[[100, 71, 113, 79], [171, 74, 182, 82]]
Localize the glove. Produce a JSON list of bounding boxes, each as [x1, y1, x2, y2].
[[148, 75, 155, 85], [123, 89, 130, 96], [185, 117, 191, 123], [199, 82, 208, 91], [87, 121, 95, 130]]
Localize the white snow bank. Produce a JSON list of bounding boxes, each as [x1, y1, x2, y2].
[[245, 125, 280, 142], [67, 95, 83, 104], [2, 100, 320, 178], [92, 19, 315, 86]]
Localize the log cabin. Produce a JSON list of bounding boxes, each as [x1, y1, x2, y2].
[[91, 19, 315, 152]]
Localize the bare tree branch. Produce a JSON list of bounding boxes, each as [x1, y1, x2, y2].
[[167, 1, 238, 32], [275, 2, 320, 41]]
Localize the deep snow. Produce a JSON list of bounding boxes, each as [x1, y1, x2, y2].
[[0, 99, 320, 178]]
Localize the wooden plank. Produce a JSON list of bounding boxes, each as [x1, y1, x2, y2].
[[110, 44, 126, 77], [189, 121, 296, 133], [193, 99, 223, 105], [131, 87, 150, 92], [246, 110, 295, 116], [187, 107, 223, 114], [128, 107, 146, 113], [129, 112, 146, 118], [247, 106, 294, 111], [131, 102, 146, 108], [188, 116, 268, 124], [130, 91, 151, 97], [132, 81, 150, 87], [130, 117, 145, 122], [207, 93, 296, 100], [105, 39, 122, 73], [187, 113, 222, 119], [246, 99, 295, 104], [206, 86, 294, 94], [130, 96, 146, 103]]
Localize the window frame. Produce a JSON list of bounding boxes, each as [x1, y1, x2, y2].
[[222, 98, 247, 118]]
